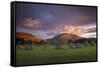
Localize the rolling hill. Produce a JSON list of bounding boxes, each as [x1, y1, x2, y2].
[[54, 33, 81, 40], [47, 33, 82, 44], [16, 32, 41, 42]]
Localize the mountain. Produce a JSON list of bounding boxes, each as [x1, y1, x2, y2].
[[16, 32, 41, 41], [47, 33, 82, 44], [54, 33, 81, 40]]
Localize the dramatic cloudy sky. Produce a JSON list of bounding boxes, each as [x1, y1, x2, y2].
[[16, 3, 97, 39]]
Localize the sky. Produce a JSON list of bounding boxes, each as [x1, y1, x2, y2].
[[16, 2, 97, 39]]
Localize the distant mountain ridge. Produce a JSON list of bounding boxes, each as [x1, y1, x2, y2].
[[16, 32, 96, 45], [54, 33, 81, 40], [46, 33, 82, 44]]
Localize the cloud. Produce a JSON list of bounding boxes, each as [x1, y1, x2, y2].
[[81, 32, 96, 38], [63, 25, 86, 36], [19, 18, 42, 29], [80, 23, 96, 34], [80, 24, 96, 38], [46, 32, 59, 36], [81, 23, 96, 29], [86, 28, 96, 33]]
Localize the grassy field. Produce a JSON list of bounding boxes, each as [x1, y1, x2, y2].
[[16, 45, 97, 66]]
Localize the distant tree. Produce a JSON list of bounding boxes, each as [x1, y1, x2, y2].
[[90, 41, 96, 46], [84, 40, 90, 46], [53, 40, 63, 49], [16, 37, 24, 45], [69, 42, 76, 48], [23, 40, 33, 50]]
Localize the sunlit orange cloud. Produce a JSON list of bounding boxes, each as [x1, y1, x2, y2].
[[63, 25, 86, 36], [21, 18, 42, 29]]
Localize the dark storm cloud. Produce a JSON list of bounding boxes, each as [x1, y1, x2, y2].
[[16, 3, 97, 38]]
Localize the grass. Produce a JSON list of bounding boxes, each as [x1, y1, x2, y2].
[[16, 45, 97, 66]]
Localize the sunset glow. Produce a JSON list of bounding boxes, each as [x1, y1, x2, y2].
[[21, 18, 42, 29], [63, 25, 85, 36], [16, 3, 97, 39]]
